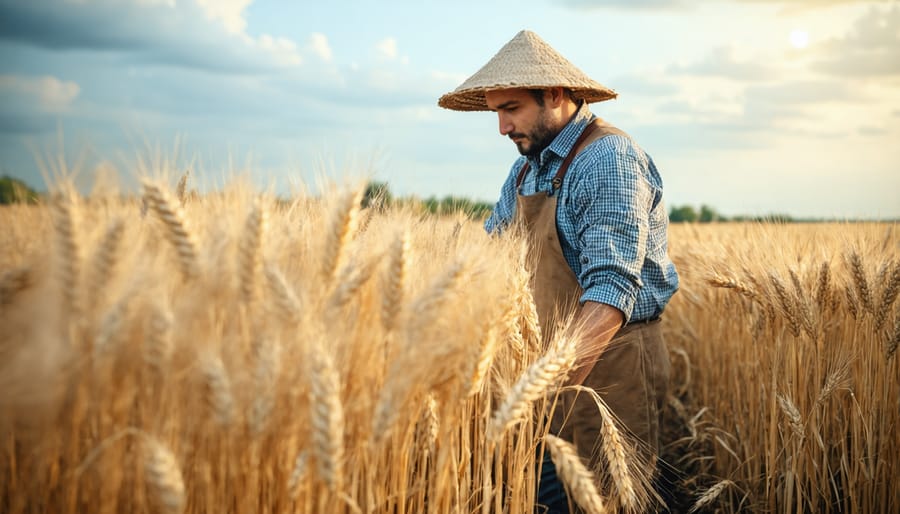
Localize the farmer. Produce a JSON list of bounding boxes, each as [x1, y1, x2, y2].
[[438, 30, 679, 512]]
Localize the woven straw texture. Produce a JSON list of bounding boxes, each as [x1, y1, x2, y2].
[[438, 30, 617, 112]]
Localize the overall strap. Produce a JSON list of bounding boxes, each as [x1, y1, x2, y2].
[[514, 118, 616, 191]]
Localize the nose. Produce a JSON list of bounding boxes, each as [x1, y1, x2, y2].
[[497, 113, 513, 136]]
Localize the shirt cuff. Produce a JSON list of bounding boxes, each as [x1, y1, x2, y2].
[[580, 274, 637, 321]]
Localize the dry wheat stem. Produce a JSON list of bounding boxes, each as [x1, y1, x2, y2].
[[544, 434, 607, 514]]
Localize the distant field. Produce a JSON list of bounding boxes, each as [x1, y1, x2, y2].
[[1, 181, 897, 514]]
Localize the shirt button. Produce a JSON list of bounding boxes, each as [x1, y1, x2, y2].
[[581, 256, 589, 264]]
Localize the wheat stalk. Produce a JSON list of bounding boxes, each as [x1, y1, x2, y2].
[[544, 434, 607, 514], [250, 337, 281, 436], [287, 450, 309, 500], [769, 273, 801, 337]]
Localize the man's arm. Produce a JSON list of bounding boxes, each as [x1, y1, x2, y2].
[[565, 300, 624, 386]]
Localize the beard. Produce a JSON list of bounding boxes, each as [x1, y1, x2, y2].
[[510, 109, 557, 158]]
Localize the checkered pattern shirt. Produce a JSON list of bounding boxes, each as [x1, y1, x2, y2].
[[484, 102, 679, 322]]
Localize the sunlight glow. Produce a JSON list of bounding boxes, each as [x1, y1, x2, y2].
[[789, 29, 809, 49]]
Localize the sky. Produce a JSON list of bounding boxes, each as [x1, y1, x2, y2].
[[0, 0, 898, 219]]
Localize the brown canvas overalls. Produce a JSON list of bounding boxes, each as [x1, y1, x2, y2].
[[515, 119, 671, 481]]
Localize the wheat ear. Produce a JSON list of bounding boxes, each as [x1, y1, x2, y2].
[[144, 303, 174, 374], [875, 261, 900, 330], [88, 218, 124, 301], [488, 337, 576, 441], [544, 434, 607, 514], [51, 191, 81, 313], [769, 273, 801, 337], [200, 353, 234, 427], [594, 394, 638, 511], [321, 188, 363, 285], [143, 437, 186, 514], [250, 337, 281, 436], [380, 231, 408, 332], [142, 181, 199, 280], [239, 200, 266, 304], [777, 393, 804, 442], [264, 264, 302, 323], [287, 450, 309, 499], [689, 479, 735, 513], [175, 169, 190, 205], [846, 251, 873, 315], [308, 344, 344, 490]]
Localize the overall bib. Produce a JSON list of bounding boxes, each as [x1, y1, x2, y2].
[[516, 119, 671, 510]]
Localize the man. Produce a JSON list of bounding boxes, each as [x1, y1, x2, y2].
[[438, 30, 679, 512]]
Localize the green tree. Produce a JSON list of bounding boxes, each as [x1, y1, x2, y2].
[[699, 204, 721, 223], [0, 175, 40, 204], [668, 205, 698, 223], [363, 181, 392, 209]]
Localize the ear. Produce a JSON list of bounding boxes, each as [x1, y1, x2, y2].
[[546, 87, 566, 108]]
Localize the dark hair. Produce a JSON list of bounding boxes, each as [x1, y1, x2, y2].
[[528, 88, 579, 107]]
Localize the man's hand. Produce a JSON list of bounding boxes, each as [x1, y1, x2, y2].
[[565, 301, 625, 386]]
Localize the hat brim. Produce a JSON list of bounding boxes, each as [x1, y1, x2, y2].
[[438, 85, 617, 112]]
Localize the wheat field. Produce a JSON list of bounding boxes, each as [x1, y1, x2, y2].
[[1, 178, 897, 513]]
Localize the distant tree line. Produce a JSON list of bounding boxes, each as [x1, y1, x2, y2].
[[668, 203, 795, 223], [0, 176, 39, 204]]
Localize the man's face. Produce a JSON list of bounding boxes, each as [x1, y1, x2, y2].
[[484, 88, 557, 159]]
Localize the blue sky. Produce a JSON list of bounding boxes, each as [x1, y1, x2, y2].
[[1, 0, 898, 218]]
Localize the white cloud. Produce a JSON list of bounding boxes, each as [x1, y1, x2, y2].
[[194, 0, 252, 35], [376, 37, 398, 60], [0, 74, 80, 112], [308, 33, 333, 62]]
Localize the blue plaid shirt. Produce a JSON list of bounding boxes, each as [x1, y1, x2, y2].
[[485, 103, 679, 322]]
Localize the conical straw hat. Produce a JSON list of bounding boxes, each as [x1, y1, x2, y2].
[[438, 30, 617, 112]]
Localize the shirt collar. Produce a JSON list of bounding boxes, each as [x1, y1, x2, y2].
[[528, 101, 595, 172]]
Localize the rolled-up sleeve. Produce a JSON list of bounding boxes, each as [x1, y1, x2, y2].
[[570, 143, 652, 320]]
